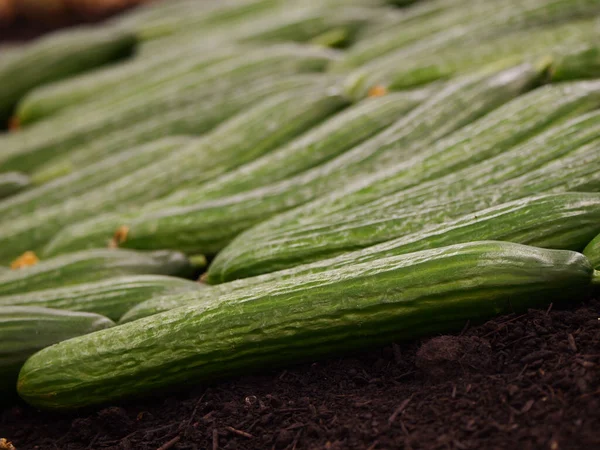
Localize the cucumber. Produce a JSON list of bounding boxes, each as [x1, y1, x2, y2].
[[42, 62, 548, 258], [17, 241, 598, 409], [0, 275, 203, 321], [0, 137, 192, 221], [143, 4, 374, 56], [584, 233, 600, 269], [329, 0, 510, 72], [344, 16, 600, 98], [0, 44, 338, 174], [123, 192, 600, 321], [0, 249, 193, 296], [0, 172, 29, 200], [1, 306, 114, 394], [0, 25, 136, 124], [114, 0, 285, 41], [16, 43, 244, 126], [147, 89, 428, 206], [0, 84, 348, 263], [31, 73, 330, 184], [209, 107, 600, 281]]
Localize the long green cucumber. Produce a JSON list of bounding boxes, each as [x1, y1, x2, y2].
[[144, 4, 374, 56], [0, 25, 136, 123], [0, 172, 29, 200], [16, 43, 244, 126], [0, 249, 193, 296], [40, 63, 548, 258], [17, 241, 598, 409], [124, 192, 600, 321], [209, 109, 600, 281], [31, 73, 330, 184], [0, 85, 347, 263], [112, 78, 599, 263], [149, 89, 428, 205], [0, 275, 203, 321], [114, 0, 286, 41], [0, 137, 192, 221], [329, 0, 513, 72], [344, 15, 600, 98], [1, 306, 114, 394], [583, 233, 600, 269], [0, 44, 338, 174]]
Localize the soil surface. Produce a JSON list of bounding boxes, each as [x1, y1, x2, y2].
[[2, 298, 599, 450]]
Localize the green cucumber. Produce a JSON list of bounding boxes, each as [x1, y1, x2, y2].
[[0, 25, 136, 124], [329, 0, 510, 72], [0, 137, 192, 221], [0, 84, 348, 263], [31, 73, 330, 184], [583, 233, 600, 269], [0, 172, 29, 200], [16, 43, 244, 125], [17, 241, 598, 409], [0, 44, 338, 174], [123, 192, 600, 321], [1, 306, 114, 394], [0, 275, 203, 321], [114, 0, 285, 41], [0, 249, 193, 296], [209, 107, 600, 281], [149, 89, 428, 205], [344, 16, 600, 98], [42, 62, 548, 258]]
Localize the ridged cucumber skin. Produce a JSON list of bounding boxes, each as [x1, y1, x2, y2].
[[0, 44, 338, 174], [0, 137, 192, 221], [203, 82, 600, 281], [1, 306, 114, 394], [42, 63, 547, 258], [16, 43, 244, 126], [0, 249, 193, 296], [124, 192, 600, 321], [31, 74, 329, 184], [0, 172, 29, 200], [17, 241, 596, 410], [584, 233, 600, 269], [0, 85, 347, 263], [142, 90, 428, 208], [0, 275, 203, 321], [0, 25, 136, 123], [344, 15, 600, 99]]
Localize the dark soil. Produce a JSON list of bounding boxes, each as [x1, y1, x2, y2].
[[2, 299, 599, 450]]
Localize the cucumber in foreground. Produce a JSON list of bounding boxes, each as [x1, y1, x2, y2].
[[17, 241, 598, 409], [0, 275, 203, 321], [1, 307, 114, 394], [121, 192, 600, 321], [0, 249, 194, 296], [584, 232, 600, 269]]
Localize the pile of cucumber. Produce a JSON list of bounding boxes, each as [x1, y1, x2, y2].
[[1, 0, 599, 410]]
